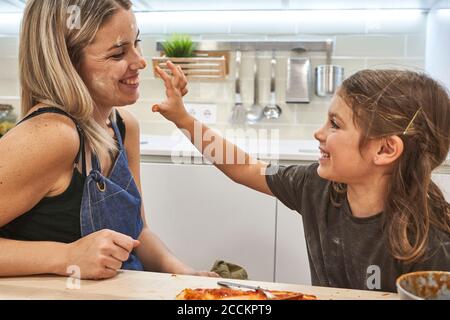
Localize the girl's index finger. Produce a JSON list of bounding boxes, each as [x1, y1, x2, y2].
[[155, 65, 174, 90]]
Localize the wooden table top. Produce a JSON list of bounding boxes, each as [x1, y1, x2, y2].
[[0, 270, 399, 300]]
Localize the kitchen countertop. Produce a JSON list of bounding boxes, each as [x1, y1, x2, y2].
[[140, 134, 450, 172], [140, 133, 320, 161], [0, 270, 399, 300]]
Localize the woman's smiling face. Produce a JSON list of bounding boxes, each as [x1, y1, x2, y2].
[[313, 94, 378, 184], [79, 8, 147, 109]]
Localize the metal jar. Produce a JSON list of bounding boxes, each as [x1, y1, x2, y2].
[[315, 65, 344, 97]]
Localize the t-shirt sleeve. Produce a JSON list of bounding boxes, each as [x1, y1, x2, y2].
[[264, 164, 312, 213]]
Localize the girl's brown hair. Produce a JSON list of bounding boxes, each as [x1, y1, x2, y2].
[[334, 69, 450, 264]]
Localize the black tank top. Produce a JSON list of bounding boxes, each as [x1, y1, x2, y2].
[[0, 107, 126, 243]]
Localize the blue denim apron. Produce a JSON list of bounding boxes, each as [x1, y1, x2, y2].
[[80, 117, 144, 271]]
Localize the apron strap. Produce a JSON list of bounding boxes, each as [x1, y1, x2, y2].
[[110, 110, 125, 150], [90, 110, 124, 173]]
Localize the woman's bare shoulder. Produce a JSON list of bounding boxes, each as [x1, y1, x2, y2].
[[0, 107, 81, 225], [3, 107, 80, 167]]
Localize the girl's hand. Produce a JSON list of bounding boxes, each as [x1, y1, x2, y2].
[[152, 60, 190, 125], [177, 266, 220, 278], [191, 271, 220, 278]]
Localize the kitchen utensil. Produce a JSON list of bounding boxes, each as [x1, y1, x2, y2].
[[315, 40, 344, 97], [262, 57, 282, 120], [245, 53, 265, 124], [315, 65, 344, 97], [218, 281, 276, 299], [286, 57, 311, 103], [245, 75, 264, 124], [231, 94, 247, 124], [396, 271, 450, 300], [239, 51, 256, 106], [231, 51, 248, 124]]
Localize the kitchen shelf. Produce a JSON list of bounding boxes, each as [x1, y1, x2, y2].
[[152, 50, 230, 82], [156, 40, 333, 53]]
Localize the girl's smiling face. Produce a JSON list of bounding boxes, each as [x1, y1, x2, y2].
[[79, 8, 147, 109], [314, 94, 378, 184]]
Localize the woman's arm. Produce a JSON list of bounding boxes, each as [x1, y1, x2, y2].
[[0, 114, 138, 279], [119, 108, 217, 276], [0, 238, 68, 277], [152, 62, 273, 196]]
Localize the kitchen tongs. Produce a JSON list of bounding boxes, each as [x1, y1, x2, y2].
[[217, 280, 308, 300], [217, 280, 277, 299]]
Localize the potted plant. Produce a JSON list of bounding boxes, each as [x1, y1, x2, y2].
[[152, 34, 228, 81], [161, 34, 196, 58]]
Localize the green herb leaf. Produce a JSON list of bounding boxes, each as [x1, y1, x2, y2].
[[162, 34, 197, 58]]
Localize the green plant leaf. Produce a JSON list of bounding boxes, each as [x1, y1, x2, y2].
[[162, 34, 196, 58]]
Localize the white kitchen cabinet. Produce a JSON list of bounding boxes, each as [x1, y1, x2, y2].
[[275, 202, 311, 285], [140, 162, 277, 282]]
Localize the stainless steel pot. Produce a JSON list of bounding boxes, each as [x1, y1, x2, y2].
[[315, 65, 344, 97]]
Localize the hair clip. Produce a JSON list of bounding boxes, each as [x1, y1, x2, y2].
[[402, 107, 422, 135]]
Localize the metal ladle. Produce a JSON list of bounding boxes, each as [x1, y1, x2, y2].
[[245, 56, 263, 124], [262, 56, 282, 120]]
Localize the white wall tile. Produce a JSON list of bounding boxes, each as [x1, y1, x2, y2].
[[125, 102, 167, 124], [140, 36, 162, 58], [139, 78, 166, 100], [366, 58, 425, 71], [267, 103, 297, 125], [0, 36, 18, 58], [141, 60, 156, 79], [0, 79, 18, 96], [296, 104, 329, 125], [406, 34, 426, 57], [0, 57, 18, 79], [330, 57, 367, 77], [197, 82, 233, 104], [334, 35, 406, 57]]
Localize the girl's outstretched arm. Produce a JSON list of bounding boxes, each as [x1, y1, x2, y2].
[[152, 61, 273, 196]]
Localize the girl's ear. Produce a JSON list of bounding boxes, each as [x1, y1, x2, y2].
[[374, 135, 404, 165]]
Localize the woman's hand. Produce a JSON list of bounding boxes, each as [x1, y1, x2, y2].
[[152, 61, 190, 125], [65, 229, 140, 280]]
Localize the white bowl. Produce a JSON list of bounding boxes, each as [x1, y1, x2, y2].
[[396, 271, 450, 300]]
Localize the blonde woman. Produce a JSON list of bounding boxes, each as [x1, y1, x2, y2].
[[0, 0, 217, 279]]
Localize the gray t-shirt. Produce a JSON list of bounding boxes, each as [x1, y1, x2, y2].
[[266, 163, 450, 292]]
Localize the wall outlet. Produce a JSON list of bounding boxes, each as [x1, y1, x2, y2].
[[185, 103, 217, 124]]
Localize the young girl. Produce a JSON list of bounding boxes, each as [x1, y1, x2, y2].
[[153, 63, 450, 292]]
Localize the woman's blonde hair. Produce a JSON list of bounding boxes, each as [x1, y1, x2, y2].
[[333, 69, 450, 264], [20, 0, 133, 159]]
